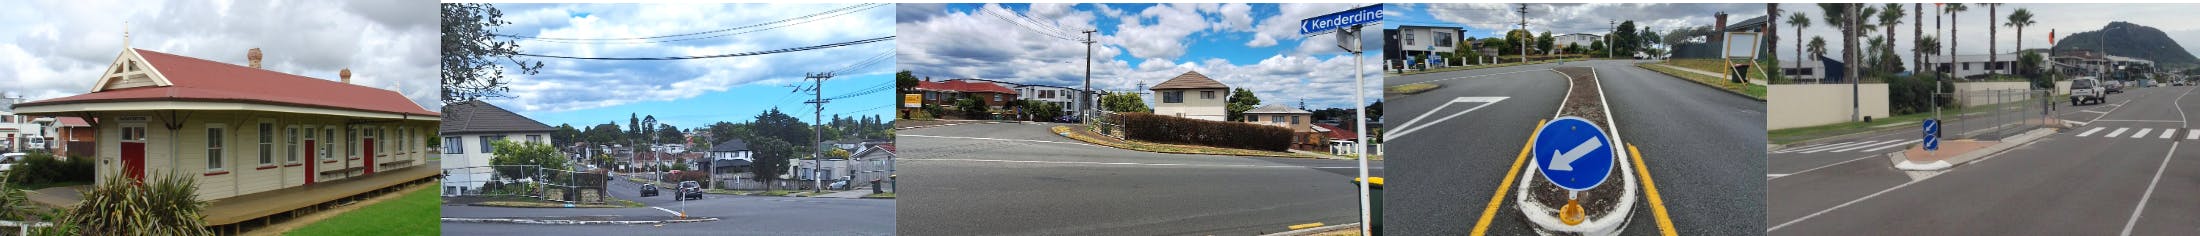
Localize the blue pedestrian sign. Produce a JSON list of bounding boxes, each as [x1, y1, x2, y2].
[[1534, 116, 1616, 191], [1922, 119, 1940, 151]]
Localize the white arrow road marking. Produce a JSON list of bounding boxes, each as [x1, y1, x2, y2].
[[1388, 97, 1507, 139], [1549, 137, 1603, 171]]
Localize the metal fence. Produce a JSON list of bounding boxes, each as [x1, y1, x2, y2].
[[441, 165, 607, 204], [1940, 88, 2056, 140]]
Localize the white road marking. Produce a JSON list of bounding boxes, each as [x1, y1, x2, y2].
[[1772, 143, 1834, 153], [2160, 129, 2176, 139], [1798, 141, 1874, 154], [2093, 119, 2186, 123], [2188, 129, 2199, 140], [1770, 177, 1925, 232], [2077, 127, 2108, 137], [1860, 139, 1923, 152], [1767, 154, 1879, 181], [2120, 142, 2179, 236], [1388, 97, 1508, 139], [899, 134, 1093, 146], [1783, 141, 1861, 153], [1827, 140, 1905, 153], [2131, 128, 2153, 139], [916, 158, 1370, 169], [2106, 128, 2132, 138], [1766, 174, 1789, 178], [650, 207, 682, 216], [2081, 110, 2110, 114]]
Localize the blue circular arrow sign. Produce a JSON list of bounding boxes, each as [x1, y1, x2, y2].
[[1534, 116, 1616, 191]]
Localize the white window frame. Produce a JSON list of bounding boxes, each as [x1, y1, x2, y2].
[[258, 120, 275, 166], [206, 124, 227, 172], [323, 128, 336, 161], [287, 125, 301, 164], [444, 136, 463, 154]]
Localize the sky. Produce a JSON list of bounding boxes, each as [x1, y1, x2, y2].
[[1393, 3, 2200, 70], [478, 3, 897, 129], [0, 0, 439, 110], [897, 3, 1382, 110]]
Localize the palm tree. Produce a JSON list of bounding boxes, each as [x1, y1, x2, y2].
[[1809, 36, 1829, 59], [1944, 4, 1968, 78], [2006, 8, 2036, 75], [1982, 3, 2003, 75], [1914, 3, 1924, 77], [1920, 35, 1942, 74], [1879, 3, 1905, 75], [1821, 3, 1857, 82], [1787, 12, 1811, 71]]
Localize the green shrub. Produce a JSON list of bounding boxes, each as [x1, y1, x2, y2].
[[1114, 113, 1294, 151], [6, 153, 95, 187], [39, 172, 211, 236]]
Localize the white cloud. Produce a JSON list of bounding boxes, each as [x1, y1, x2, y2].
[[0, 0, 440, 109]]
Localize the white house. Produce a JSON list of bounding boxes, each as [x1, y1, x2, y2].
[[438, 100, 555, 196], [1392, 25, 1463, 67], [1924, 52, 2039, 79], [1149, 71, 1230, 121], [1013, 84, 1080, 116], [1553, 33, 1602, 53]]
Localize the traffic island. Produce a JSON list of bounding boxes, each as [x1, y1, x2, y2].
[[1892, 128, 2059, 171], [1514, 67, 1638, 236]]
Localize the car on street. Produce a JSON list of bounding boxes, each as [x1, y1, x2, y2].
[[675, 181, 704, 201], [2105, 82, 2124, 94], [0, 153, 25, 174], [2072, 78, 2108, 105], [829, 179, 849, 190], [640, 183, 659, 197]]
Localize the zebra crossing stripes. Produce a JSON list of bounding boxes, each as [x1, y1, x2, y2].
[[2104, 128, 2131, 138], [1773, 139, 1922, 154], [2072, 127, 2188, 139], [2078, 127, 2107, 137], [2189, 129, 2200, 140]]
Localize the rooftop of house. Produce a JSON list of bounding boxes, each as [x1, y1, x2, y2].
[[15, 48, 436, 117], [1150, 71, 1228, 90], [440, 100, 554, 135]]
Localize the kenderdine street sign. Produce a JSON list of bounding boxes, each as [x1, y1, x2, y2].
[[1534, 116, 1616, 191], [1299, 4, 1382, 36]]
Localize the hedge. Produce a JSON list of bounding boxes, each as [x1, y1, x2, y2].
[[1114, 113, 1294, 151], [6, 152, 95, 186]]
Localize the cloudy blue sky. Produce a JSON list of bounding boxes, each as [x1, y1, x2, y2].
[[480, 3, 897, 129], [0, 0, 438, 109], [1391, 3, 2200, 69], [897, 3, 1382, 110]]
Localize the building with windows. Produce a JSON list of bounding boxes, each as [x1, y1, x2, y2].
[[913, 79, 1020, 110], [9, 47, 439, 227], [1013, 84, 1080, 117], [1553, 33, 1602, 53], [1385, 25, 1464, 68], [1241, 104, 1325, 151], [1924, 52, 2039, 79], [1149, 71, 1230, 121], [437, 100, 554, 195]]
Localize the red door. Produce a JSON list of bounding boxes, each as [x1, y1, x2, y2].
[[363, 139, 375, 175], [304, 140, 316, 184], [121, 142, 145, 182]]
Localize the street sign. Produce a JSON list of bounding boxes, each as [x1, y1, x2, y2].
[[1299, 4, 1382, 36], [1923, 119, 1940, 151], [1721, 32, 1761, 59], [903, 94, 921, 108], [1533, 116, 1616, 191]]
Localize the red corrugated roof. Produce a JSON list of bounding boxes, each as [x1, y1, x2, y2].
[[17, 49, 436, 117], [1316, 123, 1357, 140], [914, 80, 1018, 94], [56, 117, 89, 127]]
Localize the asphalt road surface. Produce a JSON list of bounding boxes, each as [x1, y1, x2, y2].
[[442, 174, 895, 235], [895, 122, 1381, 235], [1769, 85, 2200, 235], [1383, 60, 1766, 235]]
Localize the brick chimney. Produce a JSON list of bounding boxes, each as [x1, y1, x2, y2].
[[1714, 12, 1729, 32], [340, 68, 352, 84], [247, 48, 263, 69]]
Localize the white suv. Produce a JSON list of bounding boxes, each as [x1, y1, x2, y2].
[[2071, 78, 2107, 105]]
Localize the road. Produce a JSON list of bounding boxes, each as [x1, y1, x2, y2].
[[1769, 85, 2200, 235], [442, 174, 896, 235], [895, 122, 1381, 235], [1382, 60, 1767, 235]]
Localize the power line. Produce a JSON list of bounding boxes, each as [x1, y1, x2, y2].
[[982, 6, 1085, 42], [833, 50, 897, 75], [823, 83, 892, 101], [495, 3, 879, 42], [517, 36, 894, 60]]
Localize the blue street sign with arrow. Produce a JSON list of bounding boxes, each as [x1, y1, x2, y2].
[[1299, 4, 1382, 36], [1923, 119, 1940, 151], [1534, 116, 1616, 191]]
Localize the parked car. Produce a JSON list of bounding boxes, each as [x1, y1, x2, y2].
[[640, 183, 659, 197], [675, 181, 704, 201], [828, 179, 849, 190], [2071, 78, 2108, 105], [2104, 82, 2124, 94], [0, 153, 25, 174]]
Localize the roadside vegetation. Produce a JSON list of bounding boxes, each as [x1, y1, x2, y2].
[[4, 151, 95, 191], [287, 186, 439, 235], [1638, 63, 1770, 99]]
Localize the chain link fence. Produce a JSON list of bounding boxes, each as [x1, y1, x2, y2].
[[441, 165, 607, 204]]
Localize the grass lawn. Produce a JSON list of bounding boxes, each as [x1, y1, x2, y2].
[[864, 192, 896, 199], [1638, 63, 1768, 99], [1664, 59, 1772, 81], [1767, 106, 1988, 145], [285, 186, 439, 236], [1384, 83, 1439, 95]]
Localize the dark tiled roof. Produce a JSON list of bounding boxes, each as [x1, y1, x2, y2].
[[1150, 71, 1228, 90], [711, 139, 750, 152], [439, 100, 554, 135]]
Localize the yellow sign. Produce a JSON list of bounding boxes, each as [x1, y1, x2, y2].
[[903, 94, 922, 108]]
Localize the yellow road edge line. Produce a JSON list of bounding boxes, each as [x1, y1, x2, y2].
[[1629, 144, 1678, 236], [1471, 119, 1546, 236], [1288, 222, 1326, 230]]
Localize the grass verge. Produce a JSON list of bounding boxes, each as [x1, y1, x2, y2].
[[286, 186, 439, 236], [863, 192, 896, 199], [1637, 63, 1768, 100], [1388, 58, 1584, 76], [1385, 83, 1440, 95], [1766, 106, 1985, 145], [1055, 126, 1321, 159]]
